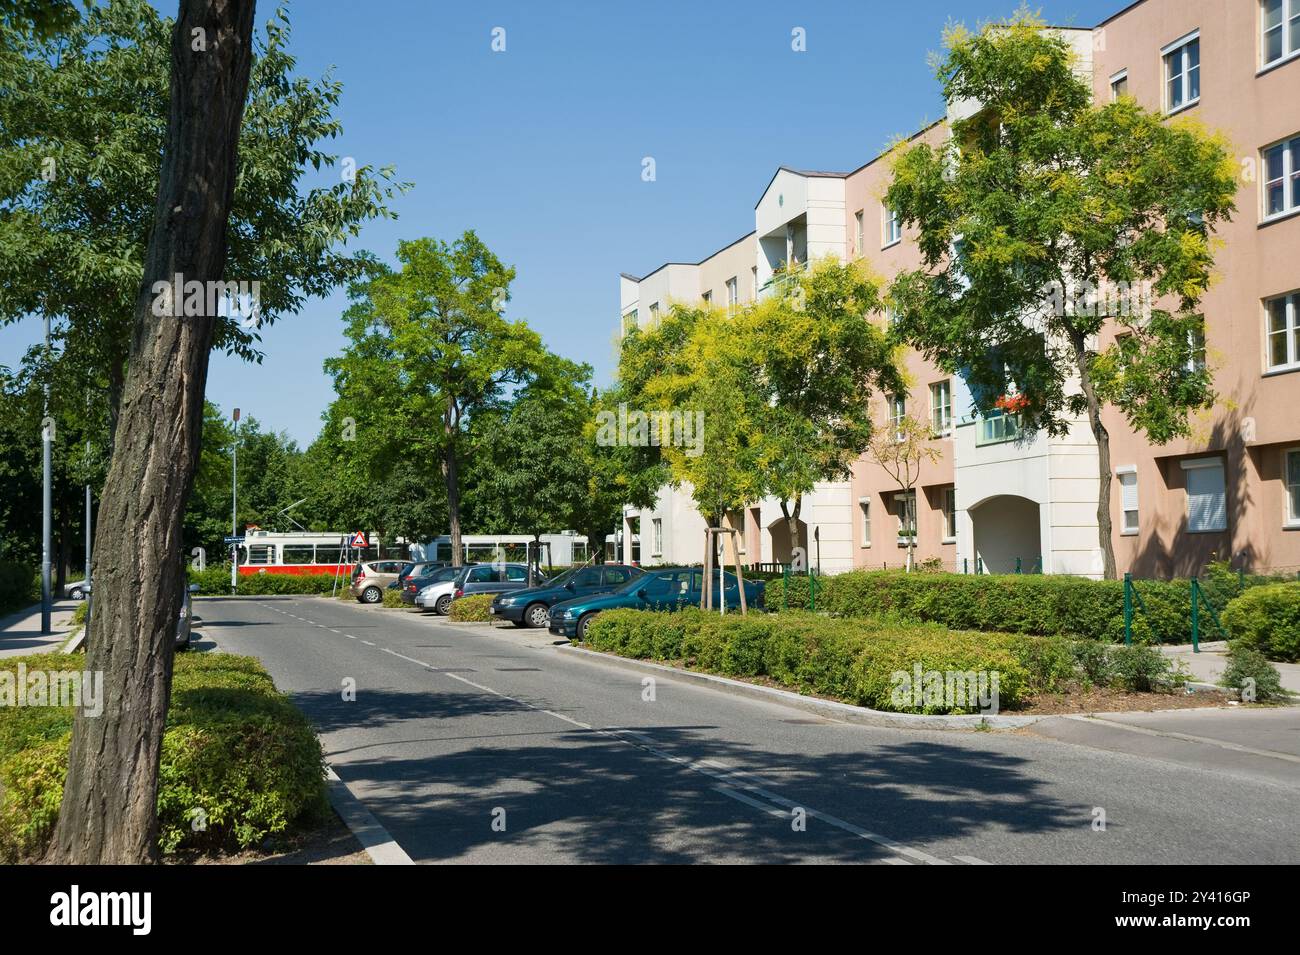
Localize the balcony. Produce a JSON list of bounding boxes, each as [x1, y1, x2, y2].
[[976, 411, 1023, 446]]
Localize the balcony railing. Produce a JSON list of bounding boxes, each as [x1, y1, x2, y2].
[[976, 411, 1023, 446]]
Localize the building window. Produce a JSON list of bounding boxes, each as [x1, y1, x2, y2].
[[701, 290, 712, 305], [1109, 69, 1128, 100], [942, 486, 957, 542], [621, 310, 638, 336], [930, 380, 952, 435], [1162, 32, 1200, 113], [894, 491, 916, 543], [1182, 457, 1227, 533], [648, 302, 660, 325], [1263, 135, 1300, 219], [1263, 0, 1300, 67], [855, 210, 864, 254], [858, 498, 871, 547], [891, 394, 906, 442], [1118, 467, 1139, 535], [726, 277, 738, 314], [652, 518, 663, 556], [882, 206, 902, 246], [1266, 291, 1300, 371], [751, 266, 759, 300], [1286, 449, 1300, 526]]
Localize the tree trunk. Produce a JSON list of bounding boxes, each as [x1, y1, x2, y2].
[[443, 423, 462, 568], [780, 494, 803, 570], [43, 0, 256, 865], [1072, 332, 1118, 580]]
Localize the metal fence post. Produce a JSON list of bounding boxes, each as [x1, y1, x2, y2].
[[1123, 572, 1133, 646], [976, 556, 983, 575], [783, 562, 789, 611], [1015, 557, 1022, 574], [963, 557, 969, 575], [809, 570, 817, 613]]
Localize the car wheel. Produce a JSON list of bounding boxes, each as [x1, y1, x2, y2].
[[361, 586, 382, 604], [576, 612, 596, 641], [435, 594, 452, 615], [70, 586, 86, 601], [524, 602, 549, 629]]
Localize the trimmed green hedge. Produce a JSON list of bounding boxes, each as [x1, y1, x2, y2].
[[769, 570, 1213, 643], [0, 562, 37, 617], [581, 609, 1185, 713], [188, 565, 344, 596], [1222, 582, 1300, 663], [0, 652, 328, 860], [449, 594, 494, 622]]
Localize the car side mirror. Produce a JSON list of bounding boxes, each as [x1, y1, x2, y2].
[[188, 584, 200, 594]]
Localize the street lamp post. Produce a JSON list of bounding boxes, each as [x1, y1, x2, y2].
[[230, 407, 240, 594], [40, 314, 51, 635]]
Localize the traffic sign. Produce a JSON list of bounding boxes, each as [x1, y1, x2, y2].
[[349, 531, 368, 549]]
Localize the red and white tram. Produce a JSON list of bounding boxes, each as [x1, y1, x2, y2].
[[234, 530, 406, 576]]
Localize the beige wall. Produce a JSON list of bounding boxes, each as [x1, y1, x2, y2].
[[1095, 0, 1300, 574], [845, 124, 957, 569]]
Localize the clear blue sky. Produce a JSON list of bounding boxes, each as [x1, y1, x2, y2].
[[0, 0, 1121, 446]]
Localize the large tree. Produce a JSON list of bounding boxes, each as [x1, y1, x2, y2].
[[324, 233, 560, 565], [0, 0, 405, 428], [885, 12, 1236, 578], [743, 258, 901, 561], [44, 0, 257, 864]]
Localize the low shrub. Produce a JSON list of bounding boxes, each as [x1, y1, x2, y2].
[[0, 652, 327, 861], [188, 565, 344, 596], [0, 562, 37, 617], [1221, 582, 1300, 662], [449, 594, 494, 622], [584, 609, 1029, 714], [1108, 644, 1185, 692], [768, 570, 1204, 643], [381, 588, 406, 608], [1219, 646, 1288, 703]]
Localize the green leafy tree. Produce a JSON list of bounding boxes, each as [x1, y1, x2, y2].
[[886, 11, 1236, 578], [744, 258, 901, 559], [325, 232, 560, 565], [0, 0, 407, 426]]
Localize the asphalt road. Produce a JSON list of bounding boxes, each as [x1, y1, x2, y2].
[[198, 595, 1300, 865]]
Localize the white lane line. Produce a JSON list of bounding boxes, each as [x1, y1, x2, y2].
[[714, 785, 786, 818], [954, 855, 992, 865], [1065, 714, 1300, 765], [297, 602, 953, 865], [883, 857, 914, 866], [361, 640, 375, 646]]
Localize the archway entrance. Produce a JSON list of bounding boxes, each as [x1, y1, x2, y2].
[[970, 495, 1041, 573], [766, 516, 808, 566]]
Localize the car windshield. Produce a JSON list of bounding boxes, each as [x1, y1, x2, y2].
[[544, 567, 580, 587], [614, 571, 649, 594], [422, 567, 459, 583]]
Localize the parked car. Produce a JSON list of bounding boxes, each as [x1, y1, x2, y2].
[[400, 565, 464, 605], [176, 582, 200, 650], [63, 580, 90, 601], [79, 580, 200, 649], [392, 560, 449, 590], [490, 564, 642, 629], [548, 567, 765, 640], [350, 560, 406, 603], [416, 562, 541, 615]]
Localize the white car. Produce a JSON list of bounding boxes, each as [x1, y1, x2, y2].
[[415, 578, 458, 615]]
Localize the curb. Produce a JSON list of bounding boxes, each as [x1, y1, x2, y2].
[[325, 766, 414, 865], [557, 644, 1044, 730]]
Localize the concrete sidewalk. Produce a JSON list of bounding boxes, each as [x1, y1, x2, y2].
[[0, 599, 78, 658], [1160, 640, 1300, 694]]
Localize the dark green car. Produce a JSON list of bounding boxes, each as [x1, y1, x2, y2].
[[547, 566, 765, 640], [489, 564, 642, 629]]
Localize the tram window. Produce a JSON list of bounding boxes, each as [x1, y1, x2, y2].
[[314, 546, 343, 565], [246, 545, 274, 565], [282, 546, 314, 565]]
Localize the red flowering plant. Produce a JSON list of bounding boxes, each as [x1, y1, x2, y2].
[[994, 393, 1029, 414]]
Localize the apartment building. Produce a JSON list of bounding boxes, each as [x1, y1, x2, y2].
[[616, 0, 1300, 577]]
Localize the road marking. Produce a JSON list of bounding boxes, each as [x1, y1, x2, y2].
[[361, 640, 375, 646], [714, 785, 785, 817], [954, 855, 992, 865], [250, 597, 959, 866]]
